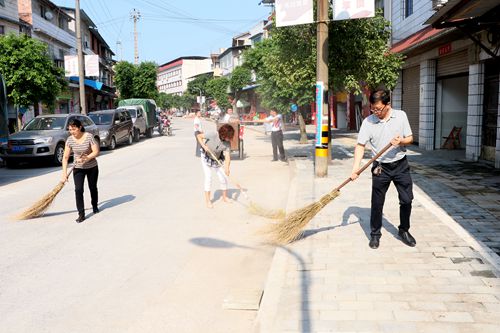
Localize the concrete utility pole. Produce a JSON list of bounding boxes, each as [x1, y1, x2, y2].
[[116, 40, 123, 61], [315, 0, 329, 177], [130, 9, 141, 65], [75, 0, 86, 114]]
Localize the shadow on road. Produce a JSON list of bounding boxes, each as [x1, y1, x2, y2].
[[98, 194, 136, 211]]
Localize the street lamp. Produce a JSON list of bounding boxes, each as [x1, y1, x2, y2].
[[195, 87, 203, 113]]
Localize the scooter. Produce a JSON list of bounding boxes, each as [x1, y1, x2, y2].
[[162, 116, 172, 136]]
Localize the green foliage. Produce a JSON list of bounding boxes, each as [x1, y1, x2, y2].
[[243, 24, 316, 113], [114, 61, 159, 100], [134, 61, 158, 100], [205, 77, 231, 110], [187, 72, 212, 96], [114, 61, 136, 99], [229, 66, 252, 95], [0, 33, 66, 108], [243, 11, 403, 110], [329, 10, 404, 93]]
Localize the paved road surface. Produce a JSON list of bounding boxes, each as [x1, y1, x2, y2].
[[0, 118, 291, 333]]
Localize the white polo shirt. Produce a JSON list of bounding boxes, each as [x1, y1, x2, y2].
[[357, 109, 413, 163]]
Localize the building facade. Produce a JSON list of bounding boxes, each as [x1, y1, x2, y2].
[[390, 0, 500, 168], [157, 56, 212, 95], [61, 7, 116, 112], [0, 0, 26, 35]]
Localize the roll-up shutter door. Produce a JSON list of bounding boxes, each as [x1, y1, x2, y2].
[[402, 66, 420, 143], [437, 50, 469, 77]]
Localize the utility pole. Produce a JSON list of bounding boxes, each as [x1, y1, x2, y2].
[[116, 40, 123, 61], [75, 0, 86, 114], [130, 9, 141, 65], [315, 0, 329, 177]]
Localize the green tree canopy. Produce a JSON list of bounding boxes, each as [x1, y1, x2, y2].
[[187, 72, 213, 96], [134, 61, 158, 100], [0, 33, 66, 108], [114, 61, 159, 100], [205, 76, 231, 110], [114, 61, 136, 99]]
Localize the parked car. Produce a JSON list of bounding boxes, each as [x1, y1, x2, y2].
[[174, 110, 184, 117], [0, 114, 99, 168], [88, 109, 133, 150], [117, 105, 146, 142]]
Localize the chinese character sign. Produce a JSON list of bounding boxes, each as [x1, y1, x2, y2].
[[276, 0, 313, 27], [332, 0, 375, 21]]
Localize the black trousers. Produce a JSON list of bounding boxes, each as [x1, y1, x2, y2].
[[370, 156, 413, 237], [73, 166, 99, 215], [271, 130, 285, 160]]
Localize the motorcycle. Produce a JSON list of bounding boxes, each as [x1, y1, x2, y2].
[[160, 116, 172, 136]]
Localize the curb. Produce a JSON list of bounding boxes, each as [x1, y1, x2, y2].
[[254, 159, 299, 333]]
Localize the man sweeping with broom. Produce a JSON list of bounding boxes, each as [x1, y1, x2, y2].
[[350, 90, 416, 249]]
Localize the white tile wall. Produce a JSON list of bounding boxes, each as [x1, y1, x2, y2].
[[392, 0, 435, 43], [465, 63, 484, 161], [392, 73, 403, 109], [418, 59, 436, 150]]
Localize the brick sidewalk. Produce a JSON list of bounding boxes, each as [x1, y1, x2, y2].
[[256, 130, 500, 333]]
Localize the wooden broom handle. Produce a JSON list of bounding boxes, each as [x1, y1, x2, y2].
[[334, 142, 394, 192]]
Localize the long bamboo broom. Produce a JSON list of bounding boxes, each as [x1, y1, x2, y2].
[[268, 142, 394, 244], [203, 146, 285, 219], [16, 167, 74, 220]]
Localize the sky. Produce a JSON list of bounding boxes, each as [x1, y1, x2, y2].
[[53, 0, 273, 65]]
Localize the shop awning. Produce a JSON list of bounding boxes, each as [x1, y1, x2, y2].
[[426, 0, 500, 28], [69, 77, 103, 91], [390, 26, 452, 54]]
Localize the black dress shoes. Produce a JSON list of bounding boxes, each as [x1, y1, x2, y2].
[[93, 207, 100, 214], [369, 236, 380, 249], [399, 230, 416, 247], [75, 214, 85, 223]]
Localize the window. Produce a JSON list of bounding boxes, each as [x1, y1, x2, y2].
[[58, 16, 65, 29], [405, 0, 413, 18]]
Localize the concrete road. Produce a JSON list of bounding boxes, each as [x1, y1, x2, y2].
[[0, 118, 291, 333]]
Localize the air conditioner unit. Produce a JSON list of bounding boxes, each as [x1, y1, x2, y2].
[[432, 0, 448, 11]]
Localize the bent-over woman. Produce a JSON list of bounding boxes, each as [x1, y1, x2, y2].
[[61, 118, 100, 222], [196, 124, 235, 208]]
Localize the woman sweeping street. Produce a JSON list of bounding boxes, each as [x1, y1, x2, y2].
[[61, 118, 100, 223], [196, 124, 235, 208]]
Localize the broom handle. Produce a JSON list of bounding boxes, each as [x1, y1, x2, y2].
[[334, 142, 394, 192]]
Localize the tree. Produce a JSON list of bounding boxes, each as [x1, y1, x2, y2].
[[229, 66, 252, 115], [187, 72, 212, 96], [114, 61, 136, 99], [134, 61, 158, 100], [244, 24, 315, 143], [205, 77, 231, 110], [244, 12, 403, 143], [114, 61, 159, 100], [0, 33, 66, 111], [329, 11, 403, 93]]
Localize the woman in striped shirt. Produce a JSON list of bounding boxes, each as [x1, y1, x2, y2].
[[61, 118, 100, 223]]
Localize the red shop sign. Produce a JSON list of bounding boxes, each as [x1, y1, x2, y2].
[[439, 43, 452, 56]]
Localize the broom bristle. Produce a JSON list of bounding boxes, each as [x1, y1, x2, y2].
[[248, 202, 286, 220], [16, 181, 66, 220], [266, 190, 340, 244]]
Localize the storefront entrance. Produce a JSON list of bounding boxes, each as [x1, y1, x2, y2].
[[481, 59, 499, 161]]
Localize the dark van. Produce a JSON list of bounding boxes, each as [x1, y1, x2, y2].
[[89, 109, 134, 150]]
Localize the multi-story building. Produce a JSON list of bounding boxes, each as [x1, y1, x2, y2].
[[389, 0, 500, 168], [157, 56, 212, 95], [17, 0, 75, 117], [1, 0, 28, 35], [61, 7, 116, 111]]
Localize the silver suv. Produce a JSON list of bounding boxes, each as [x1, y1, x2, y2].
[[0, 114, 99, 168]]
